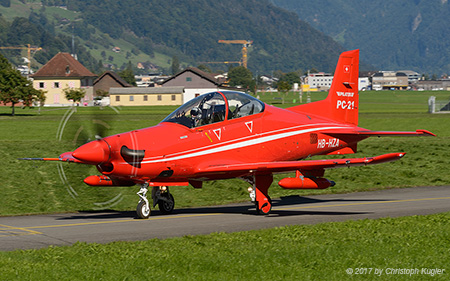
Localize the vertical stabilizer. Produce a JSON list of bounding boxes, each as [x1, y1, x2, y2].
[[288, 49, 360, 125]]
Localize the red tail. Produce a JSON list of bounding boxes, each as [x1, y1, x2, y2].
[[289, 49, 360, 125]]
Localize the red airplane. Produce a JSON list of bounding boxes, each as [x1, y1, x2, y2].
[[24, 50, 434, 218]]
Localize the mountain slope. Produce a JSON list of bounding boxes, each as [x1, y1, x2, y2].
[[1, 0, 346, 74], [271, 0, 450, 74], [67, 0, 345, 73]]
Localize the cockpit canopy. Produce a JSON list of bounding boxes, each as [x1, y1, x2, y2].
[[162, 91, 265, 128]]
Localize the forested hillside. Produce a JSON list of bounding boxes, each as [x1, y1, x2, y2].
[[271, 0, 450, 75], [0, 14, 101, 73], [0, 0, 345, 74]]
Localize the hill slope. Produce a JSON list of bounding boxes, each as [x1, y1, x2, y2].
[[1, 0, 345, 74], [271, 0, 450, 74]]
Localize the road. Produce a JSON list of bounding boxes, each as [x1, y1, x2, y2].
[[1, 186, 449, 251]]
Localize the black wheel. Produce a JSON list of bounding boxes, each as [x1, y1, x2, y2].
[[158, 193, 175, 214], [136, 200, 151, 219]]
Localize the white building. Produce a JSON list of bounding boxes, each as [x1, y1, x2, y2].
[[398, 70, 421, 83], [306, 72, 333, 90], [305, 72, 369, 91], [358, 77, 370, 91]]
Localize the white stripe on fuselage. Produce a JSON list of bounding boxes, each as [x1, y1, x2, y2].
[[137, 124, 349, 164], [140, 123, 343, 161]]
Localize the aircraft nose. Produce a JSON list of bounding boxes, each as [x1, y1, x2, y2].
[[72, 139, 110, 164]]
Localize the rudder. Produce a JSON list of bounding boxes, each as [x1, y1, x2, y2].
[[326, 49, 359, 125], [288, 49, 360, 125]]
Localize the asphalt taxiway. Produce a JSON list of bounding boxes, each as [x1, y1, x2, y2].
[[1, 185, 449, 251]]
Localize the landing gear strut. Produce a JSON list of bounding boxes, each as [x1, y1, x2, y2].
[[152, 186, 175, 214], [136, 183, 150, 219], [248, 174, 273, 215], [136, 183, 176, 219]]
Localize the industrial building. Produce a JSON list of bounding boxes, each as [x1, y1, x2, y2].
[[371, 71, 408, 90]]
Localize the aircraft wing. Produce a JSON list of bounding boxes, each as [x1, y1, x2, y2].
[[198, 152, 405, 176]]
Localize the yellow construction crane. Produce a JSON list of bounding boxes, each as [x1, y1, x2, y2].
[[218, 40, 253, 68], [199, 61, 242, 66], [0, 44, 42, 73]]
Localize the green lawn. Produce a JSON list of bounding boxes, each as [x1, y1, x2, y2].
[[1, 90, 449, 280], [0, 90, 449, 216], [0, 212, 448, 280]]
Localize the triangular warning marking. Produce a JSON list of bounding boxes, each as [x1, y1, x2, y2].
[[213, 129, 221, 140], [245, 121, 253, 133]]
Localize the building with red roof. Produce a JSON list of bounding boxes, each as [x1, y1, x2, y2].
[[31, 53, 97, 106]]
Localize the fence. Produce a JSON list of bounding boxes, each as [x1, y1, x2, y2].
[[428, 96, 450, 113]]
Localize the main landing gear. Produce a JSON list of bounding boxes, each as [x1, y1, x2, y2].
[[136, 183, 175, 219], [248, 174, 273, 215]]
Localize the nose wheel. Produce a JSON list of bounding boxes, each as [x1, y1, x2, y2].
[[136, 200, 151, 219]]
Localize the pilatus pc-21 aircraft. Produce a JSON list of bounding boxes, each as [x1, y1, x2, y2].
[[24, 50, 434, 218]]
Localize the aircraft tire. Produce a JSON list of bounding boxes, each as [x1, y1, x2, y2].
[[158, 193, 175, 214], [136, 200, 151, 219]]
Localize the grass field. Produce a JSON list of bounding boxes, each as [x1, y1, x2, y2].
[[0, 90, 449, 216], [1, 90, 449, 279], [0, 212, 448, 280]]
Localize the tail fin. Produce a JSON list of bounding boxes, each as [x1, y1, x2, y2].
[[289, 49, 360, 125]]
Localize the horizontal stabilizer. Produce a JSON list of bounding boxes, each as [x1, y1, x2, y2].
[[322, 129, 436, 137]]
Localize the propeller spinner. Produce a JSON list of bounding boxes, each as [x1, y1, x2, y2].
[[72, 139, 111, 165]]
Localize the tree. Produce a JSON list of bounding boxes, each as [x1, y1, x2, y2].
[[63, 87, 86, 106], [431, 74, 438, 81], [34, 89, 47, 114], [279, 72, 301, 87], [95, 89, 109, 99], [277, 80, 291, 93], [94, 89, 109, 108], [118, 61, 136, 86], [276, 80, 291, 104], [171, 56, 180, 75], [0, 54, 38, 116], [0, 0, 11, 8], [307, 68, 319, 75], [228, 66, 255, 91], [197, 64, 212, 73]]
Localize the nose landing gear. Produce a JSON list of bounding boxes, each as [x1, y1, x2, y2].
[[136, 183, 151, 219], [136, 183, 175, 219]]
